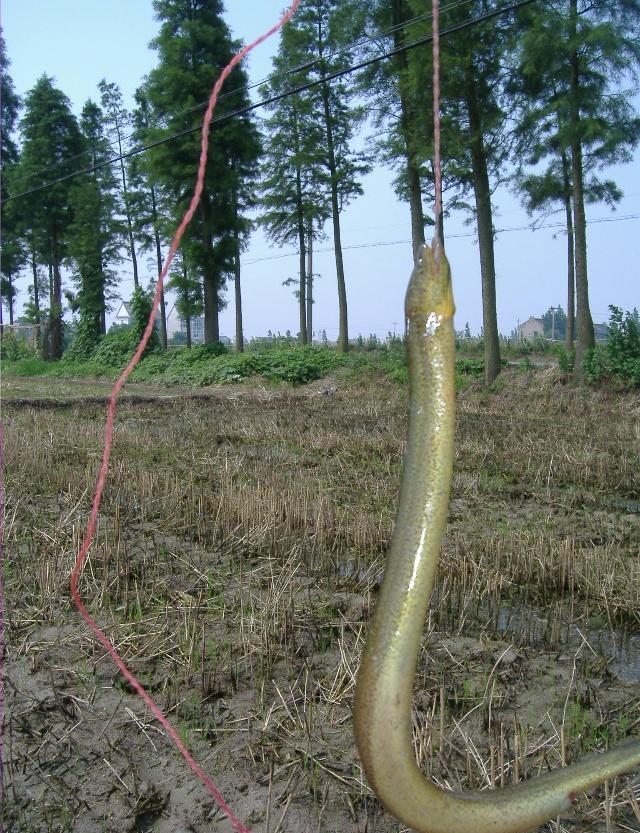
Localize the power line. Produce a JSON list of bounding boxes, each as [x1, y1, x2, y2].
[[242, 213, 640, 265], [3, 0, 540, 206], [7, 0, 475, 190]]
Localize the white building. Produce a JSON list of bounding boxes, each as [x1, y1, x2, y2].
[[113, 299, 230, 345], [113, 301, 132, 327], [166, 304, 205, 343]]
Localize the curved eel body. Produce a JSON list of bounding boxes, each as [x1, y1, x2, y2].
[[353, 242, 640, 833]]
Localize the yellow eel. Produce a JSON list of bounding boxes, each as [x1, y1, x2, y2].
[[353, 241, 640, 833]]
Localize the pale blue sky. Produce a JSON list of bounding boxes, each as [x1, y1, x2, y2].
[[3, 0, 639, 340]]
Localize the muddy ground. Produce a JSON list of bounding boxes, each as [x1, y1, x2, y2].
[[3, 370, 640, 832]]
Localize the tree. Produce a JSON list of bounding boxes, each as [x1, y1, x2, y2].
[[128, 284, 161, 355], [0, 33, 20, 168], [129, 85, 170, 347], [516, 1, 640, 379], [258, 22, 330, 346], [307, 0, 370, 352], [0, 228, 25, 327], [144, 0, 262, 345], [0, 35, 23, 335], [1, 172, 27, 331], [229, 172, 260, 353], [17, 75, 83, 358], [406, 0, 516, 384], [344, 0, 433, 255], [514, 158, 621, 350], [166, 249, 203, 348], [99, 80, 140, 289], [66, 100, 124, 351]]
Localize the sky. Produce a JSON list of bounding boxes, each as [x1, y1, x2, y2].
[[2, 0, 639, 341]]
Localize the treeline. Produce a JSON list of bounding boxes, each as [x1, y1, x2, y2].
[[1, 0, 639, 382]]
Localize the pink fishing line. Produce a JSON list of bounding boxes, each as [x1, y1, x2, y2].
[[0, 419, 5, 833], [432, 0, 443, 259], [70, 4, 301, 832]]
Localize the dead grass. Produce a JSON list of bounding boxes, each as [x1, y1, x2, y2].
[[3, 368, 639, 832]]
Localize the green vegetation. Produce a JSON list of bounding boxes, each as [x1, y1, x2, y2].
[[584, 306, 640, 387], [1, 333, 509, 390]]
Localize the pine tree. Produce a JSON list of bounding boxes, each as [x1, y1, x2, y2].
[[99, 80, 140, 288], [0, 35, 23, 335], [129, 85, 170, 347], [143, 0, 261, 345], [66, 100, 124, 354], [272, 0, 370, 353], [344, 0, 432, 254], [0, 33, 20, 169], [258, 23, 330, 346], [17, 75, 83, 358], [406, 0, 516, 384]]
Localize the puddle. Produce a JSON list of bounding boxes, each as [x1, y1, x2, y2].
[[489, 598, 640, 683], [336, 560, 640, 682], [607, 498, 640, 514]]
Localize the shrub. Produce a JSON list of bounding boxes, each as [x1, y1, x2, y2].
[[130, 286, 160, 354], [456, 358, 486, 377], [606, 306, 640, 386], [583, 307, 640, 388], [0, 332, 37, 362], [583, 346, 610, 386], [62, 318, 101, 363], [553, 344, 575, 374], [132, 344, 341, 387], [91, 326, 137, 368]]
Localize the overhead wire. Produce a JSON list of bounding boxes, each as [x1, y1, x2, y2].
[[6, 0, 476, 190], [242, 212, 640, 265], [3, 0, 541, 205]]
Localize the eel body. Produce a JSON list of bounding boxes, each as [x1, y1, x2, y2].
[[353, 242, 640, 833]]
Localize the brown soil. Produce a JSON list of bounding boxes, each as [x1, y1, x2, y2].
[[3, 370, 639, 832]]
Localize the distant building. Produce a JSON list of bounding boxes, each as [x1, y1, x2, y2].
[[165, 305, 204, 343], [594, 322, 609, 342], [165, 305, 230, 345], [113, 301, 132, 327], [517, 316, 545, 341], [113, 299, 231, 345]]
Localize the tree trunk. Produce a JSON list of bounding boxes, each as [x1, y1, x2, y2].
[[99, 283, 106, 335], [181, 261, 192, 349], [7, 274, 14, 325], [466, 67, 501, 385], [292, 117, 307, 346], [31, 247, 41, 326], [50, 234, 64, 359], [569, 0, 594, 380], [151, 186, 167, 348], [320, 78, 349, 352], [234, 228, 244, 353], [306, 225, 313, 341], [561, 151, 575, 349], [296, 182, 307, 346], [48, 258, 54, 309], [392, 0, 426, 258], [117, 130, 139, 289], [200, 193, 220, 344]]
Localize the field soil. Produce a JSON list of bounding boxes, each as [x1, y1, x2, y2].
[[3, 369, 640, 833]]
